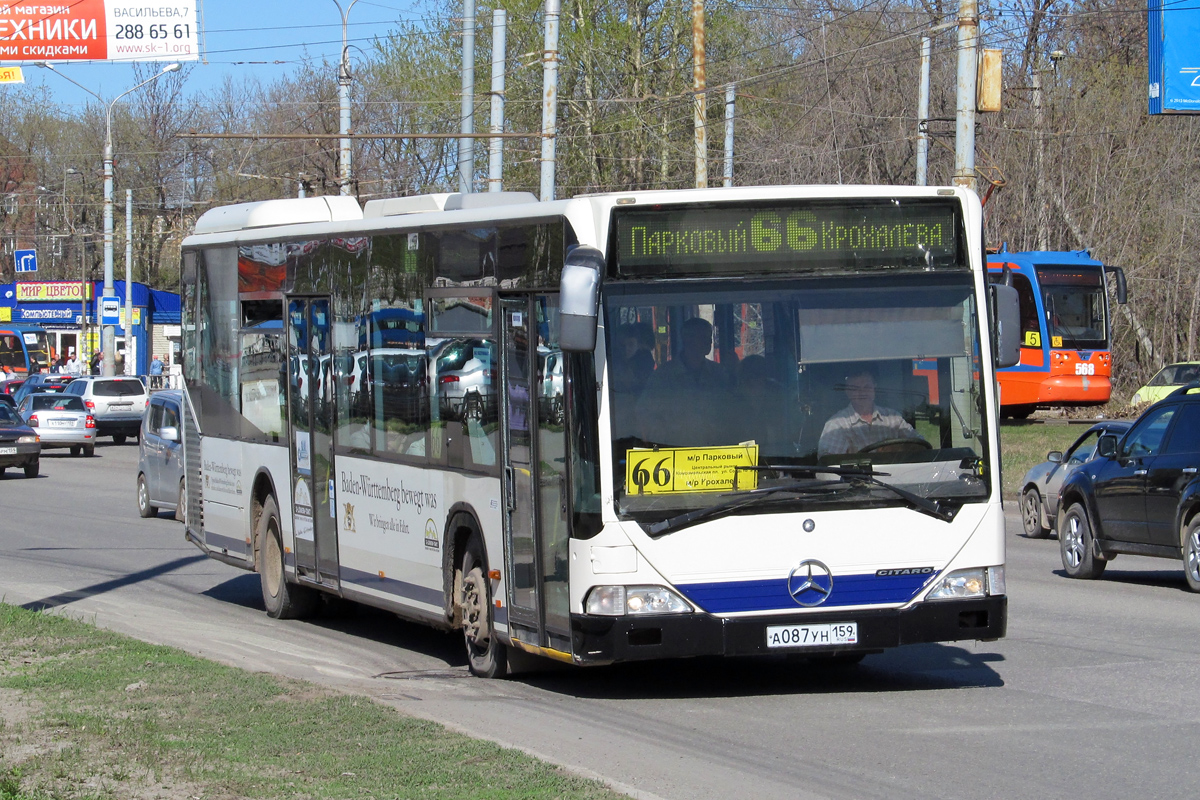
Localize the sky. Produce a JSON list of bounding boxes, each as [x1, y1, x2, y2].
[[20, 0, 423, 109]]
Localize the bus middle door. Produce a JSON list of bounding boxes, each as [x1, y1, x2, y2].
[[287, 296, 340, 589], [500, 295, 571, 655]]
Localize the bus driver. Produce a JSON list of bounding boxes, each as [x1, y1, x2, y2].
[[818, 367, 925, 457]]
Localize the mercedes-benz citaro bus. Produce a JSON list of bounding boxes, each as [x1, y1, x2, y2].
[[179, 186, 1021, 677]]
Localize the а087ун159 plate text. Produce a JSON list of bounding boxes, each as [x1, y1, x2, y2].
[[766, 622, 859, 648]]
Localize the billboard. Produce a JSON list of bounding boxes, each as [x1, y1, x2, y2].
[[16, 282, 90, 303], [0, 1, 198, 63], [1149, 0, 1200, 114]]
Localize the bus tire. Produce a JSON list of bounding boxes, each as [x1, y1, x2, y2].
[[461, 535, 507, 679], [1020, 487, 1050, 538], [137, 473, 157, 518], [257, 496, 318, 620], [1060, 503, 1106, 580]]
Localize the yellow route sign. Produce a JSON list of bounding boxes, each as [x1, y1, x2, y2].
[[626, 444, 759, 495], [0, 67, 23, 84]]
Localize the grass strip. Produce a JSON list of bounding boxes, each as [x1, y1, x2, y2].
[[998, 422, 1089, 500], [0, 603, 622, 800]]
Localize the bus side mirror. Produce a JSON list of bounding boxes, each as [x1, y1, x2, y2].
[[1108, 266, 1127, 305], [1096, 434, 1118, 459], [559, 246, 605, 352], [990, 283, 1021, 368]]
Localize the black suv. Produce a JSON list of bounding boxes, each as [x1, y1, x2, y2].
[[1058, 383, 1200, 589]]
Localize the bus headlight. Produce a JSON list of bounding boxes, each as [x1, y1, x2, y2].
[[927, 568, 986, 599], [585, 585, 693, 616]]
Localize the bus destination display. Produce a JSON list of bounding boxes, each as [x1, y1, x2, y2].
[[615, 201, 960, 275]]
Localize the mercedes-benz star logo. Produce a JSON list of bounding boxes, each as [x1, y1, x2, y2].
[[787, 559, 834, 607]]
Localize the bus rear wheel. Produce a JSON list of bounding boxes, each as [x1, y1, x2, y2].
[[461, 536, 507, 679], [257, 496, 318, 620]]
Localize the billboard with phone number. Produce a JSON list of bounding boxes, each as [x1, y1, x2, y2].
[[0, 1, 197, 63]]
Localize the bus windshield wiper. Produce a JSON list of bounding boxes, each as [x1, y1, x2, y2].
[[644, 464, 955, 537], [644, 478, 850, 537], [753, 463, 956, 523]]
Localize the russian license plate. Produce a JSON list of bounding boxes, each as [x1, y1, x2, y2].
[[766, 622, 858, 648], [0, 446, 16, 455], [49, 419, 74, 427], [110, 403, 132, 409]]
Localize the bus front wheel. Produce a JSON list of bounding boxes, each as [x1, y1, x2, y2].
[[461, 536, 507, 679], [257, 496, 317, 620]]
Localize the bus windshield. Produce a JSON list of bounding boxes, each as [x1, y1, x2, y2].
[[605, 274, 989, 523], [1035, 266, 1107, 350]]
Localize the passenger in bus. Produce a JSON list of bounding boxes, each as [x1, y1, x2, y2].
[[636, 317, 731, 445], [609, 322, 656, 396], [818, 367, 924, 457]]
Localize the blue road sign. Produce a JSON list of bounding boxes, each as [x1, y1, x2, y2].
[[100, 296, 120, 326], [14, 249, 36, 273]]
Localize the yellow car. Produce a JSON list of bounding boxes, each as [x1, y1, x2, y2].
[[1130, 361, 1200, 406]]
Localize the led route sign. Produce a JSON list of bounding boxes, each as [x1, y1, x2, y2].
[[614, 200, 962, 276]]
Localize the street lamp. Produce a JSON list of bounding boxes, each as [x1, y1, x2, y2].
[[36, 61, 181, 377], [331, 0, 360, 196]]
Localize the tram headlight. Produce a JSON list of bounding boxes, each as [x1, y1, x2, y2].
[[927, 568, 987, 599], [585, 585, 693, 616]]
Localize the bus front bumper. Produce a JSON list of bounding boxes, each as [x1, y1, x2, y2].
[[568, 596, 1006, 665]]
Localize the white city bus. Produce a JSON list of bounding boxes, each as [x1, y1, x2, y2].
[[180, 186, 1020, 678]]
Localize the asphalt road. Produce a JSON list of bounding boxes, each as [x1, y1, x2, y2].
[[3, 442, 1200, 799]]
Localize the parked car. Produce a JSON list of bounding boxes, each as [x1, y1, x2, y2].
[[0, 403, 40, 477], [1019, 420, 1132, 538], [1057, 383, 1200, 589], [136, 390, 185, 519], [1130, 361, 1200, 406], [17, 393, 95, 456], [0, 378, 24, 395], [62, 376, 148, 444]]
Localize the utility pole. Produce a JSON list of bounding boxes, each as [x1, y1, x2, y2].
[[459, 0, 476, 193], [917, 36, 931, 186], [692, 0, 707, 188], [332, 0, 360, 196], [488, 9, 507, 192], [723, 85, 735, 188], [953, 0, 979, 192], [539, 0, 560, 201], [124, 189, 133, 375]]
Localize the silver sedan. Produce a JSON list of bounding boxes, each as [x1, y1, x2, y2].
[[1018, 420, 1131, 538], [18, 393, 96, 457]]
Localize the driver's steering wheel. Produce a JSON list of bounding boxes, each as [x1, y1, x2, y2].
[[857, 437, 932, 454]]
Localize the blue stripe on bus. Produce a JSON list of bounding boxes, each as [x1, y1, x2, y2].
[[675, 571, 939, 614], [339, 565, 444, 608]]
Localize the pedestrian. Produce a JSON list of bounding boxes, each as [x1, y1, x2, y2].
[[66, 350, 81, 376], [149, 353, 164, 388], [90, 350, 101, 375]]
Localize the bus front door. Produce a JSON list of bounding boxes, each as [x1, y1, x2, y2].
[[500, 295, 571, 655], [286, 296, 340, 589]]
